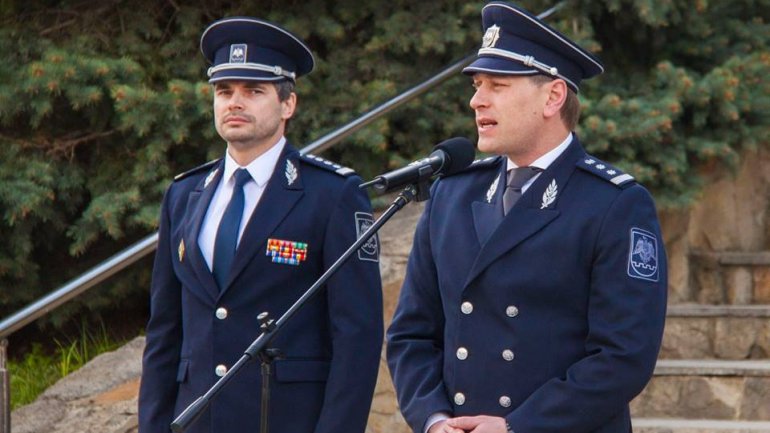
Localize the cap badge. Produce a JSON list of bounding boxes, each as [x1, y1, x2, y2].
[[482, 25, 501, 49], [229, 44, 247, 64], [266, 238, 307, 266], [540, 179, 558, 209], [486, 173, 500, 203], [285, 160, 298, 186]]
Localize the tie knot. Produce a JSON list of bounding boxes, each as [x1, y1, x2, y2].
[[507, 166, 542, 190], [233, 168, 252, 188]]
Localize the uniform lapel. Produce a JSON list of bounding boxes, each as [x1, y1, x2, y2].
[[184, 160, 224, 301], [463, 139, 585, 290], [220, 145, 304, 295], [471, 160, 506, 246]]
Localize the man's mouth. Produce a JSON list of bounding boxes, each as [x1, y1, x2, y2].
[[477, 117, 497, 130]]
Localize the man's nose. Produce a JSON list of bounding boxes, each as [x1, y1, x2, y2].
[[469, 87, 488, 110]]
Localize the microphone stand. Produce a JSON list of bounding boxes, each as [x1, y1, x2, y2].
[[170, 180, 430, 433]]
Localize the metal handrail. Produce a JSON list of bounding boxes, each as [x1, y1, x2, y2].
[[0, 5, 564, 431], [0, 54, 473, 342]]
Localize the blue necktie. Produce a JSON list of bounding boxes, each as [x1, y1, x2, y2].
[[213, 168, 252, 290], [503, 167, 542, 215]]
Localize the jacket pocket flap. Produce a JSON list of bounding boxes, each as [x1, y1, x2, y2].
[[274, 359, 330, 383]]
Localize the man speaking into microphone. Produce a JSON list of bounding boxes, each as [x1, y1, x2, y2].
[[386, 2, 667, 433]]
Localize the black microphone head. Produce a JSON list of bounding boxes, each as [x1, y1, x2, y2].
[[433, 137, 475, 176]]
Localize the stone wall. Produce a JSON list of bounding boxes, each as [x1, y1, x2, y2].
[[662, 147, 770, 304]]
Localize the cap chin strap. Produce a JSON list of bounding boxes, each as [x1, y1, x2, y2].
[[477, 47, 578, 91], [207, 62, 296, 80]]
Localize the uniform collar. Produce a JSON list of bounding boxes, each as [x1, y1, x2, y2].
[[222, 136, 286, 187], [507, 132, 572, 172]]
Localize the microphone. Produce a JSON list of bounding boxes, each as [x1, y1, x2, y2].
[[360, 137, 475, 193]]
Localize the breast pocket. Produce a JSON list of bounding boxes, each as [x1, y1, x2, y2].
[[274, 359, 330, 383]]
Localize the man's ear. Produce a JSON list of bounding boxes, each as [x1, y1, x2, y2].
[[281, 92, 297, 120], [543, 79, 568, 119]]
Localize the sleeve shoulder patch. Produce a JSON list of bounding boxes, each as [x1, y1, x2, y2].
[[298, 154, 356, 177], [577, 156, 635, 188], [173, 158, 221, 182]]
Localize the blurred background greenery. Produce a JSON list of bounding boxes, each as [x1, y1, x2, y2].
[[0, 0, 767, 362]]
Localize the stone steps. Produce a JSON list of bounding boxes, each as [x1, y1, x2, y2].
[[632, 418, 770, 432], [661, 304, 770, 359], [631, 359, 770, 421]]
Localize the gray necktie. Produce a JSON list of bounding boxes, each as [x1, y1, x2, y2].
[[503, 167, 542, 215]]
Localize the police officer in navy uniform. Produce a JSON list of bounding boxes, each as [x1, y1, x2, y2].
[[138, 17, 383, 433], [387, 3, 667, 433]]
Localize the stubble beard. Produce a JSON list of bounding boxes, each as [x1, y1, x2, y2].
[[219, 116, 282, 152]]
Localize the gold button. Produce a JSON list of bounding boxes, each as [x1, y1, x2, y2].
[[499, 395, 512, 407], [461, 302, 474, 314], [215, 307, 228, 320], [215, 364, 227, 377], [506, 305, 519, 317], [456, 347, 469, 360], [502, 349, 514, 361], [454, 392, 466, 406]]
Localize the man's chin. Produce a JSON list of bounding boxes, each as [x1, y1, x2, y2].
[[476, 138, 499, 155]]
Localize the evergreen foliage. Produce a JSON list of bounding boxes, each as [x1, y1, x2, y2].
[[0, 0, 767, 332]]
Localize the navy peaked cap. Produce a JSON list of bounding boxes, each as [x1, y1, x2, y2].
[[200, 17, 314, 83], [463, 2, 604, 92]]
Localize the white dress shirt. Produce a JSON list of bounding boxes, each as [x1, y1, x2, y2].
[[198, 137, 286, 271]]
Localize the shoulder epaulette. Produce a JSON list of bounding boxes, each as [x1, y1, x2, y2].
[[174, 158, 221, 182], [461, 155, 503, 172], [298, 154, 356, 177], [577, 156, 635, 188]]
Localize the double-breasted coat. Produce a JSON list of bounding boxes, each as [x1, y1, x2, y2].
[[139, 143, 383, 433], [387, 137, 667, 433]]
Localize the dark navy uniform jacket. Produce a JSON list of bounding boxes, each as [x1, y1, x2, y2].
[[387, 137, 667, 433], [139, 143, 383, 433]]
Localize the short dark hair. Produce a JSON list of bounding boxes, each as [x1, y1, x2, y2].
[[273, 79, 295, 102], [529, 75, 580, 131]]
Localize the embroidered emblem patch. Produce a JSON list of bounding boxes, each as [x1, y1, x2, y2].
[[204, 168, 218, 188], [285, 160, 298, 186], [540, 179, 558, 209], [178, 239, 185, 262], [355, 212, 379, 263], [486, 174, 500, 203], [627, 228, 659, 282], [229, 44, 247, 63], [482, 25, 501, 48], [266, 238, 308, 266]]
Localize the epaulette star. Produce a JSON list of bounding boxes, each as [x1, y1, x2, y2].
[[298, 154, 356, 176], [577, 156, 635, 187]]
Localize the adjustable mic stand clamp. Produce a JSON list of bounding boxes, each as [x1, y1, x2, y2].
[[256, 312, 282, 433], [411, 179, 432, 202]]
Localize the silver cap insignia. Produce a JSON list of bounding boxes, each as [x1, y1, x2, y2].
[[482, 25, 501, 49]]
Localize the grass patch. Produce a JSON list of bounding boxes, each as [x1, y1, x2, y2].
[[8, 321, 126, 409]]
